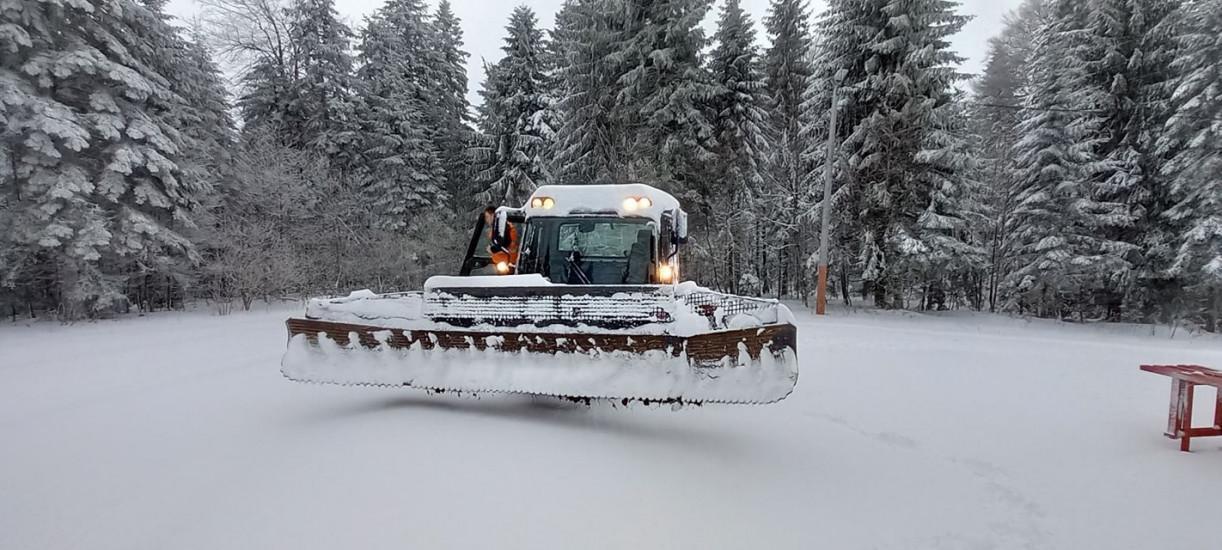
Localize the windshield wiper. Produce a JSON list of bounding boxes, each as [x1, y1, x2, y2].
[[565, 251, 592, 284]]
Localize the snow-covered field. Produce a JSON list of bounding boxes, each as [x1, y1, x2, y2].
[[2, 303, 1220, 550]]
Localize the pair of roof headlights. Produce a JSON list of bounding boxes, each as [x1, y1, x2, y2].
[[621, 197, 653, 211], [529, 197, 556, 209]]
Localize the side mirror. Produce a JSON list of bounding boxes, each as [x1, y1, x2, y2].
[[490, 208, 510, 248], [490, 206, 526, 248], [663, 209, 688, 245], [675, 210, 689, 244]]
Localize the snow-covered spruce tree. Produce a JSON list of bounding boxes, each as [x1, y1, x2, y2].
[[237, 61, 292, 135], [551, 0, 629, 184], [1070, 0, 1184, 320], [475, 59, 501, 138], [612, 0, 717, 186], [284, 0, 354, 154], [709, 0, 767, 197], [429, 0, 474, 208], [351, 0, 445, 231], [0, 0, 210, 318], [472, 6, 556, 206], [1005, 0, 1112, 317], [761, 0, 814, 298], [174, 38, 237, 192], [703, 0, 768, 292], [811, 0, 979, 309], [916, 95, 989, 310], [107, 1, 236, 312], [970, 0, 1047, 311], [135, 3, 236, 209], [1159, 0, 1222, 330], [545, 0, 579, 182], [142, 19, 238, 311], [537, 3, 571, 187], [891, 2, 985, 311]]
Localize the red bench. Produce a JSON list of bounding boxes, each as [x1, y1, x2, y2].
[[1140, 364, 1222, 452]]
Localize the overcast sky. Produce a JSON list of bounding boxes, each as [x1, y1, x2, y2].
[[167, 0, 1024, 107]]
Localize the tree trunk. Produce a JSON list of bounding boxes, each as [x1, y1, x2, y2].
[[873, 277, 888, 309], [1206, 287, 1220, 333], [839, 260, 852, 307]]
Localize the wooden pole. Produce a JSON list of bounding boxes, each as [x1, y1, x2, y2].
[[816, 70, 846, 315]]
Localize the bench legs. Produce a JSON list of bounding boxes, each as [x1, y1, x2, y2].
[[1216, 389, 1222, 431], [1176, 380, 1194, 451], [1167, 380, 1222, 452]]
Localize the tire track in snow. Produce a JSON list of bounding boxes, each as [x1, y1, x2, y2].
[[805, 410, 1049, 549]]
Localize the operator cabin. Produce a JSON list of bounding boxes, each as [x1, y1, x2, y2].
[[464, 184, 688, 286]]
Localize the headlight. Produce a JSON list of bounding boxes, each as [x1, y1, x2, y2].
[[542, 197, 555, 209], [531, 198, 543, 208], [623, 197, 652, 211], [496, 261, 510, 274], [657, 264, 674, 283]]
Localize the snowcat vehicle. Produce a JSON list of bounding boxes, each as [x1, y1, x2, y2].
[[281, 184, 798, 405]]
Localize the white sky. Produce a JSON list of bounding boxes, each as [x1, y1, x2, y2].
[[167, 0, 1023, 107]]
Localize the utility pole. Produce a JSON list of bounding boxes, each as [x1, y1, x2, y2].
[[816, 69, 846, 315]]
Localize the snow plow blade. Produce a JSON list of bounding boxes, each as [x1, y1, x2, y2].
[[281, 318, 798, 405]]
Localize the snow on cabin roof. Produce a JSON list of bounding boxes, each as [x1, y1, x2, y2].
[[524, 184, 682, 221]]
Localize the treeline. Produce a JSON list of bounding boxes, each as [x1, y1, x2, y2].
[[1, 0, 1219, 330], [1, 0, 471, 318], [969, 0, 1220, 328]]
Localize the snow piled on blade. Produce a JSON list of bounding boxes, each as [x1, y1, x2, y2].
[[424, 274, 553, 289], [280, 332, 798, 404], [303, 290, 710, 335], [301, 285, 757, 337], [305, 290, 426, 324]]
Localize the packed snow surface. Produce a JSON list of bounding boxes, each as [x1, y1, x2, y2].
[[3, 305, 1221, 549]]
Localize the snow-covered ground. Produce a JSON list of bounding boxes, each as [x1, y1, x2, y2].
[[2, 303, 1220, 549]]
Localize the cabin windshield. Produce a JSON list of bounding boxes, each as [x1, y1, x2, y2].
[[523, 217, 655, 284]]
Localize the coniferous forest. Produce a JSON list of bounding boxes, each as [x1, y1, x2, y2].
[[1, 0, 1219, 330]]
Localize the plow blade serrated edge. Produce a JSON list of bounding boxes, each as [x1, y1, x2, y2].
[[280, 318, 799, 405]]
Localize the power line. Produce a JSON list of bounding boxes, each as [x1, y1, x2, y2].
[[968, 101, 1106, 114], [965, 100, 1222, 124], [832, 82, 1222, 123]]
